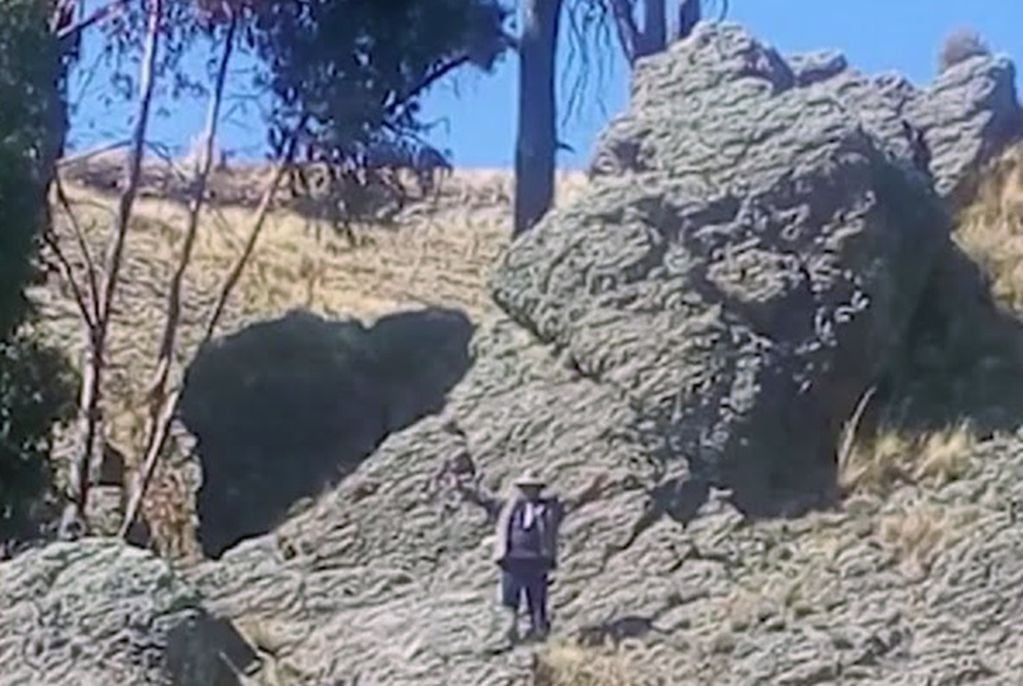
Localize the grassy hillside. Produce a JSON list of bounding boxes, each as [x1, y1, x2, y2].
[[32, 160, 586, 558], [30, 143, 1023, 571]]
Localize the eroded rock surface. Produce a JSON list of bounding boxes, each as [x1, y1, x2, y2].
[[7, 22, 1019, 686], [0, 540, 252, 686], [911, 53, 1021, 198], [183, 23, 1023, 685], [519, 22, 946, 513]]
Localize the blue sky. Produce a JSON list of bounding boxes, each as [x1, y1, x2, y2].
[[68, 1, 1023, 169]]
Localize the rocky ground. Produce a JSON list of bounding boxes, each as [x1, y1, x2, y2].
[[3, 20, 1023, 686]]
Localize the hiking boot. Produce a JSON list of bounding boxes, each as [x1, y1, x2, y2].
[[524, 624, 550, 643]]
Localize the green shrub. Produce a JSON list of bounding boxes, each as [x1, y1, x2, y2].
[[0, 0, 73, 547], [0, 331, 78, 543], [0, 0, 65, 340]]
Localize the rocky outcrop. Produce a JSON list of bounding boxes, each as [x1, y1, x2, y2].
[[7, 22, 1018, 686], [0, 540, 253, 685], [524, 22, 947, 513], [180, 307, 473, 558], [182, 23, 1023, 685], [911, 53, 1021, 199], [593, 29, 1020, 200]]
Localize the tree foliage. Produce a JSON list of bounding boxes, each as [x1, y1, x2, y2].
[[0, 333, 78, 544], [240, 0, 513, 221], [83, 0, 512, 217], [0, 0, 76, 546], [244, 0, 511, 157], [0, 0, 66, 339]]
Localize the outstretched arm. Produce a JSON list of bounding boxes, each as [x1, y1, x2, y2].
[[454, 477, 503, 521], [436, 446, 504, 520]]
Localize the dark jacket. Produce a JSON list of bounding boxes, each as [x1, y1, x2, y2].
[[492, 495, 561, 568]]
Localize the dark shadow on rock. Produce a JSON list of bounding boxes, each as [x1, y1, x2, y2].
[[869, 243, 1023, 438], [166, 615, 258, 686], [180, 307, 474, 559]]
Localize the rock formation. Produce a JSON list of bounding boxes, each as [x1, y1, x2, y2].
[[183, 23, 1020, 684], [2, 21, 1020, 686], [0, 540, 253, 686]]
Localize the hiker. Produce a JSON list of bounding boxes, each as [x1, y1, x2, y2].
[[451, 465, 605, 644], [493, 469, 560, 643]]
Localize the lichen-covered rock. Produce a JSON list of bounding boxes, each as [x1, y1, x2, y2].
[[0, 540, 251, 686], [909, 53, 1022, 198], [527, 22, 947, 513], [787, 50, 848, 86], [184, 22, 1023, 686]]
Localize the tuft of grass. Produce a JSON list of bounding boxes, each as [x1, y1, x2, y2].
[[878, 505, 947, 577], [938, 27, 991, 73], [914, 423, 977, 485], [840, 421, 977, 496], [878, 505, 980, 578], [955, 146, 1023, 313], [533, 641, 655, 686]]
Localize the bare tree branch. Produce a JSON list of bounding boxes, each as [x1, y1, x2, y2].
[[388, 54, 472, 117], [57, 140, 132, 169], [41, 229, 96, 331], [61, 0, 164, 537], [53, 174, 101, 323], [57, 0, 128, 42], [119, 14, 240, 540], [606, 0, 639, 65], [200, 124, 305, 346], [717, 0, 729, 22]]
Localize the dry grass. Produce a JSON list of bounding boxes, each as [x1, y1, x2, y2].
[[955, 146, 1023, 313], [839, 421, 977, 496], [532, 641, 655, 686], [879, 505, 946, 577], [33, 164, 586, 559], [841, 143, 1023, 497], [878, 504, 981, 578]]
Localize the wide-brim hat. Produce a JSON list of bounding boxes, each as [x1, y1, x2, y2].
[[514, 469, 546, 488]]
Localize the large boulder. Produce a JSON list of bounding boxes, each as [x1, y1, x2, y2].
[[0, 540, 253, 685], [187, 23, 1023, 686], [524, 22, 947, 513], [180, 307, 473, 558]]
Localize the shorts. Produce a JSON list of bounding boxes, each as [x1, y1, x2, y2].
[[499, 558, 550, 610]]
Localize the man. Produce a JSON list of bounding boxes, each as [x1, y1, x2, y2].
[[440, 434, 607, 645], [493, 470, 561, 643]]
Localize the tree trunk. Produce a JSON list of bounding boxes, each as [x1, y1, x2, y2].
[[607, 0, 640, 66], [513, 0, 563, 235], [638, 0, 667, 58], [60, 0, 163, 537], [677, 0, 700, 40], [119, 15, 238, 540]]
